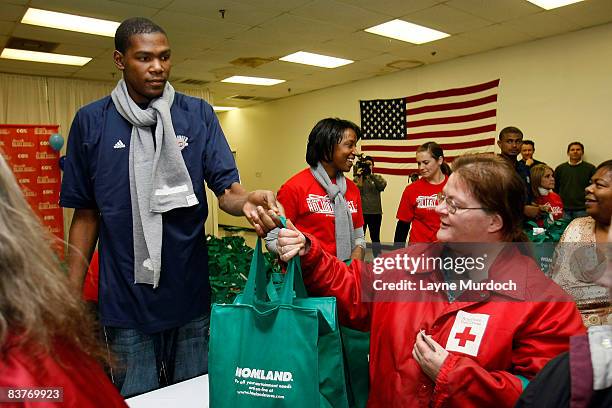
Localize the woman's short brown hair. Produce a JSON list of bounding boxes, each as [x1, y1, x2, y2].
[[452, 154, 527, 242]]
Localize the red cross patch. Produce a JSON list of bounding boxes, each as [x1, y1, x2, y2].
[[445, 311, 489, 356]]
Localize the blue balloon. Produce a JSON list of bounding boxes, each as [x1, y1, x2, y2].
[[59, 155, 66, 171], [49, 133, 64, 151]]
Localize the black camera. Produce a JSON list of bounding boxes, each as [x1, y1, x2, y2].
[[355, 155, 372, 177]]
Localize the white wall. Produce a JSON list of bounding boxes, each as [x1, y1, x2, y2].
[[218, 22, 612, 241]]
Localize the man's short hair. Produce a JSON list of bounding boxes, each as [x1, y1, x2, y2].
[[522, 140, 534, 148], [114, 17, 166, 53], [567, 141, 584, 153], [498, 126, 523, 140], [305, 118, 361, 167]]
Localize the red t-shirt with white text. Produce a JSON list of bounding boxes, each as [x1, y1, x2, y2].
[[278, 168, 364, 258], [534, 191, 564, 227], [396, 176, 447, 243]]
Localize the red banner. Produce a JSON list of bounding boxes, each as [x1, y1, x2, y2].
[[0, 125, 64, 251]]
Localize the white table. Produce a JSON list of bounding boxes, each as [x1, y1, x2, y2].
[[125, 375, 208, 408]]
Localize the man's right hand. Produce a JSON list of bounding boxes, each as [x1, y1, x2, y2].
[[66, 209, 100, 291]]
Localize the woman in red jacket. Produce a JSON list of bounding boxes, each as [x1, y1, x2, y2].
[[274, 154, 584, 408], [0, 155, 126, 407], [394, 142, 451, 245]]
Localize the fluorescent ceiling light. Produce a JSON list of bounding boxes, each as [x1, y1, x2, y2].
[[0, 48, 91, 66], [213, 106, 238, 112], [21, 7, 120, 37], [525, 0, 584, 9], [364, 19, 449, 44], [221, 76, 285, 86], [279, 51, 353, 68]]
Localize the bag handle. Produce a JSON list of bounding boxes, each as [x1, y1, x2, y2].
[[242, 217, 308, 306], [277, 217, 308, 300], [241, 238, 268, 305]]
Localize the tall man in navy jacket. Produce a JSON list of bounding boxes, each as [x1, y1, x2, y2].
[[60, 17, 280, 397]]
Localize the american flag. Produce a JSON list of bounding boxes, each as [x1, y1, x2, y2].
[[359, 79, 499, 176]]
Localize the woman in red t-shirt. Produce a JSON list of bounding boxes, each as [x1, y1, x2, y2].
[[0, 155, 126, 407], [530, 164, 564, 227], [394, 142, 451, 244], [269, 117, 366, 262]]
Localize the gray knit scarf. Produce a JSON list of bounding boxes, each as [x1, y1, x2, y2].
[[111, 79, 198, 288], [310, 163, 354, 260]]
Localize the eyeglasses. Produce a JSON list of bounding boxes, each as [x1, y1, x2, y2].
[[436, 192, 489, 215]]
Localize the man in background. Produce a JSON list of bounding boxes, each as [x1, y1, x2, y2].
[[61, 17, 280, 397], [354, 155, 387, 257], [555, 142, 596, 220], [497, 126, 539, 218], [520, 140, 544, 168]]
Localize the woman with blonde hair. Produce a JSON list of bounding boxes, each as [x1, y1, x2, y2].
[[530, 164, 563, 226], [0, 155, 126, 406]]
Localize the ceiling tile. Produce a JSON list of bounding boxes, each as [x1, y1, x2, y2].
[[0, 35, 8, 48], [54, 44, 108, 58], [85, 55, 117, 67], [445, 0, 540, 24], [166, 0, 281, 26], [229, 0, 314, 13], [402, 4, 493, 34], [337, 30, 419, 55], [29, 0, 158, 21], [290, 0, 388, 29], [234, 14, 353, 44], [551, 0, 612, 29], [0, 21, 16, 36], [231, 14, 353, 47], [12, 24, 114, 49], [112, 0, 174, 8], [167, 32, 223, 55], [71, 66, 119, 81], [153, 10, 250, 38], [387, 42, 461, 66], [247, 60, 314, 79], [337, 0, 445, 17], [458, 23, 534, 49], [171, 60, 227, 81], [0, 3, 27, 22], [311, 38, 386, 61], [3, 0, 29, 5], [432, 34, 493, 56], [504, 11, 583, 39], [0, 59, 81, 75]]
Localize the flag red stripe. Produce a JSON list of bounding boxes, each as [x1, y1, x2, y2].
[[362, 137, 495, 153], [374, 168, 418, 176], [372, 155, 461, 164], [407, 94, 497, 116], [409, 124, 497, 140], [406, 79, 500, 103], [408, 109, 496, 128]]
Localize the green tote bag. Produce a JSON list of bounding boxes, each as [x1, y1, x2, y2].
[[209, 238, 349, 408]]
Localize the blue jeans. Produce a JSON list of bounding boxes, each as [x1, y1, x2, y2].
[[103, 315, 209, 398], [562, 209, 588, 222]]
